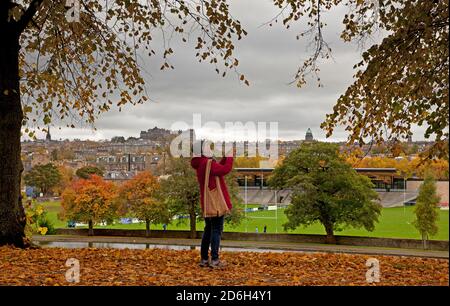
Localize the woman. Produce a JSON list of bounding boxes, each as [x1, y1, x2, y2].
[[191, 153, 233, 268]]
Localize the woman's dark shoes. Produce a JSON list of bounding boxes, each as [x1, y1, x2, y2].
[[209, 259, 226, 269]]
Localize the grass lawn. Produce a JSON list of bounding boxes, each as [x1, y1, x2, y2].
[[38, 201, 449, 240], [42, 201, 67, 228]]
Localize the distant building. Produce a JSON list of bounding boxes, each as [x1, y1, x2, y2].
[[139, 127, 172, 141], [305, 128, 314, 142], [23, 152, 51, 171], [279, 140, 302, 156], [95, 153, 160, 171]]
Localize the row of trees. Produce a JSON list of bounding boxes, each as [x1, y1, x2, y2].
[[60, 158, 244, 238], [25, 153, 448, 199], [345, 150, 449, 180]]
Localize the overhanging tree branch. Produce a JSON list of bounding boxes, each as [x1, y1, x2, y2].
[[15, 0, 44, 34]]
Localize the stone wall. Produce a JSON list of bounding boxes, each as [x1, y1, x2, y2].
[[54, 229, 449, 251]]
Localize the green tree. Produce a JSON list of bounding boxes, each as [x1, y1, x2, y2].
[[224, 169, 245, 227], [413, 173, 440, 249], [75, 166, 104, 179], [24, 163, 61, 196], [160, 157, 201, 239], [269, 142, 381, 244]]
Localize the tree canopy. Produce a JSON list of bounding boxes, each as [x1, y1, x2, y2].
[[118, 171, 170, 236], [75, 165, 104, 179], [12, 0, 247, 135], [7, 0, 447, 153], [159, 157, 202, 238], [413, 173, 440, 248], [269, 142, 381, 243], [319, 0, 449, 158], [23, 162, 61, 195], [60, 174, 118, 235]]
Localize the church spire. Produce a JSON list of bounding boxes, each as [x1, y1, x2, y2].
[[45, 126, 51, 142]]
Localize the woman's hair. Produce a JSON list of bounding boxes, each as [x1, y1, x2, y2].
[[192, 139, 232, 158]]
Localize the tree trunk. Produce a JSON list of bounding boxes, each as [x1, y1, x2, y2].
[[0, 19, 26, 247], [145, 219, 150, 237], [324, 222, 336, 244], [422, 233, 428, 250], [189, 207, 197, 239], [88, 220, 94, 236]]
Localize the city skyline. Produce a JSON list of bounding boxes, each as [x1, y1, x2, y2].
[[24, 123, 430, 143]]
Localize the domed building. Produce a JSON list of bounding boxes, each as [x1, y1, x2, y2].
[[305, 128, 314, 142]]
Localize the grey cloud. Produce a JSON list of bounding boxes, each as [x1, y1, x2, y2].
[[38, 0, 425, 143]]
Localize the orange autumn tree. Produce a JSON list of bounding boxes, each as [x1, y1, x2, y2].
[[118, 171, 170, 237], [60, 175, 118, 236], [234, 156, 268, 168], [416, 159, 449, 180]]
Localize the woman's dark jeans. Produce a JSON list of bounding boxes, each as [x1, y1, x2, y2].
[[201, 216, 224, 261]]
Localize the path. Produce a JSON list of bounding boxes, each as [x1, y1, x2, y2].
[[33, 235, 449, 259]]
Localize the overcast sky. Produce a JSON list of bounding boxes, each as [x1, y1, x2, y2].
[[31, 0, 428, 142]]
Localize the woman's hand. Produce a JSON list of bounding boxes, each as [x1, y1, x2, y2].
[[224, 145, 235, 157]]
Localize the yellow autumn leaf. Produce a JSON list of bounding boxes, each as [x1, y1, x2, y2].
[[36, 205, 44, 216], [38, 227, 48, 235]]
